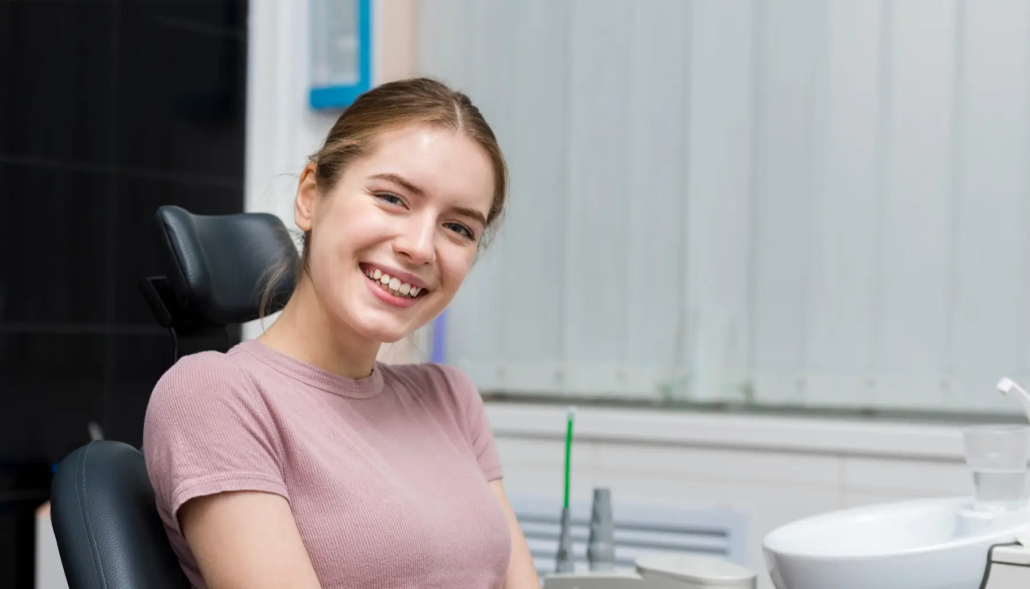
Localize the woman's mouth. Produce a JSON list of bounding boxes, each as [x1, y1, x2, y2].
[[361, 265, 428, 299]]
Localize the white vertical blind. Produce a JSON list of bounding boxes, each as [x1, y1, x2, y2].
[[562, 0, 634, 395], [877, 0, 957, 388], [625, 0, 691, 395], [749, 0, 824, 400], [418, 0, 1030, 415], [492, 0, 570, 393], [682, 0, 755, 403], [952, 0, 1030, 395], [799, 0, 883, 405]]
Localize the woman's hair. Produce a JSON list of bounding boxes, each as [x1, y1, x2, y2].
[[257, 77, 508, 319]]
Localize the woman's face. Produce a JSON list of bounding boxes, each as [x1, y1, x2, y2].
[[295, 123, 495, 344]]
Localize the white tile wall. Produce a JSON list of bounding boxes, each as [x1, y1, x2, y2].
[[591, 442, 841, 488], [841, 457, 972, 496]]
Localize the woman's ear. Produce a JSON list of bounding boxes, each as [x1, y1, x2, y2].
[[295, 162, 320, 232]]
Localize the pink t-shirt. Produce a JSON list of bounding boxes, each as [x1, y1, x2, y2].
[[143, 339, 511, 588]]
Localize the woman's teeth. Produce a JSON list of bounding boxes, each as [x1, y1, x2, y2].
[[364, 267, 423, 298]]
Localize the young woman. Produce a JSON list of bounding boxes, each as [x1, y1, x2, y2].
[[143, 78, 540, 589]]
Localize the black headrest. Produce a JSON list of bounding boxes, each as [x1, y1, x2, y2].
[[153, 205, 299, 325]]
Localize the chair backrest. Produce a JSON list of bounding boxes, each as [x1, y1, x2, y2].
[[50, 441, 190, 589], [140, 205, 300, 358], [154, 205, 299, 325]]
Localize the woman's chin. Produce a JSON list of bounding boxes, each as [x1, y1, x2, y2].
[[375, 332, 410, 345], [351, 320, 414, 345], [342, 297, 437, 345]]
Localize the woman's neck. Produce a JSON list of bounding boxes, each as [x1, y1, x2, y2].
[[257, 278, 380, 379]]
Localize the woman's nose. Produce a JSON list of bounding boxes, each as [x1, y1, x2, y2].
[[393, 217, 435, 265]]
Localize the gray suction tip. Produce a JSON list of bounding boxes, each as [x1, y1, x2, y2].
[[555, 507, 576, 573], [587, 487, 615, 570]]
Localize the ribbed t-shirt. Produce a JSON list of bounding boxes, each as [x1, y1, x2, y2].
[[143, 339, 511, 588]]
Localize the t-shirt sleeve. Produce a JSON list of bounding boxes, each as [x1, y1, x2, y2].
[[143, 351, 288, 534], [437, 365, 503, 482]]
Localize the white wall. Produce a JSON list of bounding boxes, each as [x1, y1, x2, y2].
[[35, 505, 68, 589], [418, 0, 1030, 417]]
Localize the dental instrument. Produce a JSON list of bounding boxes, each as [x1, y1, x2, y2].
[[555, 407, 577, 574], [542, 406, 757, 588], [587, 487, 615, 571]]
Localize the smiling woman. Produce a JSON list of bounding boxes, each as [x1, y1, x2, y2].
[[141, 78, 539, 589]]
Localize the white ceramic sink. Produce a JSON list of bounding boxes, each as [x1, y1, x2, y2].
[[763, 497, 1030, 589]]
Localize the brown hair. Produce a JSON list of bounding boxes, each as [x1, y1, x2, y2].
[[257, 77, 508, 319]]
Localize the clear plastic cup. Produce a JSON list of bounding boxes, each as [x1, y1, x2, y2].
[[961, 425, 1030, 511]]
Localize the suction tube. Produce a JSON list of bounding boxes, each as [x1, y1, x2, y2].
[[555, 407, 577, 573], [563, 406, 576, 511], [996, 377, 1030, 424]]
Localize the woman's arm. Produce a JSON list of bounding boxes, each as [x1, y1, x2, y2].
[[179, 491, 322, 589], [489, 480, 542, 589]]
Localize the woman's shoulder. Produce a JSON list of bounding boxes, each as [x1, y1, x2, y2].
[[383, 362, 477, 396], [383, 362, 484, 418], [384, 363, 497, 461], [152, 350, 252, 396], [145, 349, 264, 426]]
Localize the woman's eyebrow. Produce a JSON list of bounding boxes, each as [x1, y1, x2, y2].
[[371, 172, 488, 226], [453, 207, 488, 227], [370, 172, 424, 197]]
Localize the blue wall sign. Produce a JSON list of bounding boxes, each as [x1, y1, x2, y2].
[[309, 0, 372, 110]]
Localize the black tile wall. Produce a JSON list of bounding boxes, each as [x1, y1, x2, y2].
[[0, 165, 112, 324], [0, 1, 115, 164], [117, 0, 247, 179], [0, 0, 246, 462], [0, 332, 107, 463], [0, 509, 39, 589], [0, 1, 247, 581]]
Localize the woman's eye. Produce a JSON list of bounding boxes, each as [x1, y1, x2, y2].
[[445, 223, 476, 241], [375, 193, 404, 206]]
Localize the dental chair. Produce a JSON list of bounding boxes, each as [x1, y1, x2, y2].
[[50, 206, 298, 589]]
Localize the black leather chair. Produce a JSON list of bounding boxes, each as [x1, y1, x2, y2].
[[50, 206, 299, 589]]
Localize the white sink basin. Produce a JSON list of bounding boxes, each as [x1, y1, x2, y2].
[[763, 497, 1030, 589]]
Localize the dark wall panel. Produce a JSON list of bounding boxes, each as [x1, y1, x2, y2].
[[0, 1, 115, 164], [0, 165, 112, 324], [118, 0, 247, 179], [0, 1, 247, 586], [0, 331, 107, 463], [109, 333, 175, 446], [0, 0, 247, 460]]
